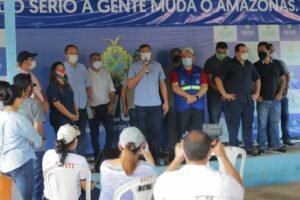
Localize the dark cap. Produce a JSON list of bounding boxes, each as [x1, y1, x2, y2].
[[17, 51, 37, 64]]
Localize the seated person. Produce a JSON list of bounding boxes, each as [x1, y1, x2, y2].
[[154, 130, 244, 200], [100, 127, 157, 200], [42, 124, 99, 199]]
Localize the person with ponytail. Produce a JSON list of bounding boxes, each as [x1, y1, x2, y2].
[[42, 124, 99, 199], [46, 61, 79, 133], [100, 127, 157, 200], [0, 84, 42, 200], [0, 81, 9, 111]]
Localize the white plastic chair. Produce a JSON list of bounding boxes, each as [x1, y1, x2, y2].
[[113, 176, 157, 200], [43, 164, 91, 200], [218, 146, 246, 179]]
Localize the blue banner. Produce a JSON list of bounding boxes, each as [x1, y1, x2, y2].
[[0, 0, 300, 28]]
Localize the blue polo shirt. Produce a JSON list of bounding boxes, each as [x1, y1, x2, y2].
[[63, 61, 92, 109], [128, 60, 165, 106], [217, 57, 260, 103]]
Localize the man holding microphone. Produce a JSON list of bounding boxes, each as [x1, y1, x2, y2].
[[128, 44, 169, 162]]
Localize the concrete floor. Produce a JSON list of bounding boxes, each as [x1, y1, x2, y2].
[[245, 182, 300, 200]]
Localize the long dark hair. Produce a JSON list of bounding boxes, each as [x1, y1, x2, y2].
[[0, 84, 23, 106], [55, 139, 76, 166]]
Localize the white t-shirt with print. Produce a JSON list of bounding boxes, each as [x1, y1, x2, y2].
[[154, 165, 244, 200], [42, 149, 89, 199]]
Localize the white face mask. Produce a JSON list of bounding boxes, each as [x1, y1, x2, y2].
[[241, 53, 249, 61], [69, 54, 78, 64], [270, 52, 276, 58], [29, 60, 36, 70], [141, 53, 151, 63], [92, 61, 102, 70]]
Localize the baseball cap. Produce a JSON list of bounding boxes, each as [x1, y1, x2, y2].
[[17, 51, 37, 64], [182, 47, 195, 55], [119, 127, 145, 149], [57, 124, 80, 144]]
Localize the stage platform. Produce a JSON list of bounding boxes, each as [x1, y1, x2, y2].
[[92, 142, 300, 188]]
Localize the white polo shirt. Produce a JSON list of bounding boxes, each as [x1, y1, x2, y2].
[[154, 165, 244, 200], [88, 68, 115, 107]]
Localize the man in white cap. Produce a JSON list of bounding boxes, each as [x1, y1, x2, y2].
[[171, 47, 208, 137]]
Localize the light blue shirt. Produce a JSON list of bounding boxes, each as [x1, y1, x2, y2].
[[100, 160, 157, 200], [64, 61, 92, 109], [128, 60, 165, 106], [0, 111, 42, 173]]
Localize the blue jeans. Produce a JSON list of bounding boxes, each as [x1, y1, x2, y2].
[[207, 94, 224, 124], [135, 105, 163, 160], [77, 109, 87, 156], [32, 151, 45, 200], [6, 159, 34, 200], [224, 101, 254, 149], [257, 100, 281, 150], [281, 97, 290, 141]]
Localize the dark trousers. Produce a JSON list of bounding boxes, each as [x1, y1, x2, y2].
[[129, 108, 138, 127], [32, 151, 45, 200], [207, 95, 225, 124], [167, 107, 179, 150], [224, 101, 254, 149], [76, 109, 87, 156], [178, 109, 204, 137], [88, 104, 114, 159], [135, 105, 162, 160]]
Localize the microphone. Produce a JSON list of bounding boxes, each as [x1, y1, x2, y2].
[[143, 59, 150, 74]]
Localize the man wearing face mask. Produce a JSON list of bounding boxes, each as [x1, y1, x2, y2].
[[17, 51, 49, 114], [63, 44, 92, 157], [163, 48, 182, 154], [254, 42, 287, 154], [128, 44, 169, 162], [87, 52, 116, 160], [215, 43, 261, 156], [171, 47, 208, 135], [204, 42, 231, 124]]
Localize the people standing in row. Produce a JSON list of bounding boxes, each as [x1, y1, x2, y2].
[[128, 44, 169, 161], [204, 42, 231, 124], [47, 62, 79, 133], [63, 44, 92, 156], [171, 47, 208, 136], [215, 43, 261, 156], [254, 42, 287, 154], [17, 51, 49, 113], [87, 52, 116, 160]]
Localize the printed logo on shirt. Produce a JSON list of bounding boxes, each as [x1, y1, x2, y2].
[[180, 80, 186, 86]]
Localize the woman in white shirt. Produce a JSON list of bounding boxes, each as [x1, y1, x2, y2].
[[0, 84, 42, 200], [42, 124, 99, 200], [100, 127, 157, 200]]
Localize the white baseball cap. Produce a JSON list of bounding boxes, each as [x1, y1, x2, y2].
[[119, 127, 145, 149], [57, 124, 80, 144]]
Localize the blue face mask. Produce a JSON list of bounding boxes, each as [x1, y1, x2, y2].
[[182, 58, 193, 67]]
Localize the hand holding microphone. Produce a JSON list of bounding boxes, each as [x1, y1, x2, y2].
[[142, 59, 150, 74]]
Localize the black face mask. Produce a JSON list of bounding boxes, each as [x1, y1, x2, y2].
[[258, 51, 268, 60], [172, 55, 181, 64]]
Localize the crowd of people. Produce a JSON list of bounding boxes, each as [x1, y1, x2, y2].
[[0, 41, 294, 200]]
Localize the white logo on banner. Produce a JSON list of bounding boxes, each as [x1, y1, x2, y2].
[[258, 25, 280, 41], [214, 26, 237, 42]]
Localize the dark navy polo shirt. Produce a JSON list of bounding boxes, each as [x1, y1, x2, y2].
[[47, 81, 76, 127], [217, 57, 260, 103]]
